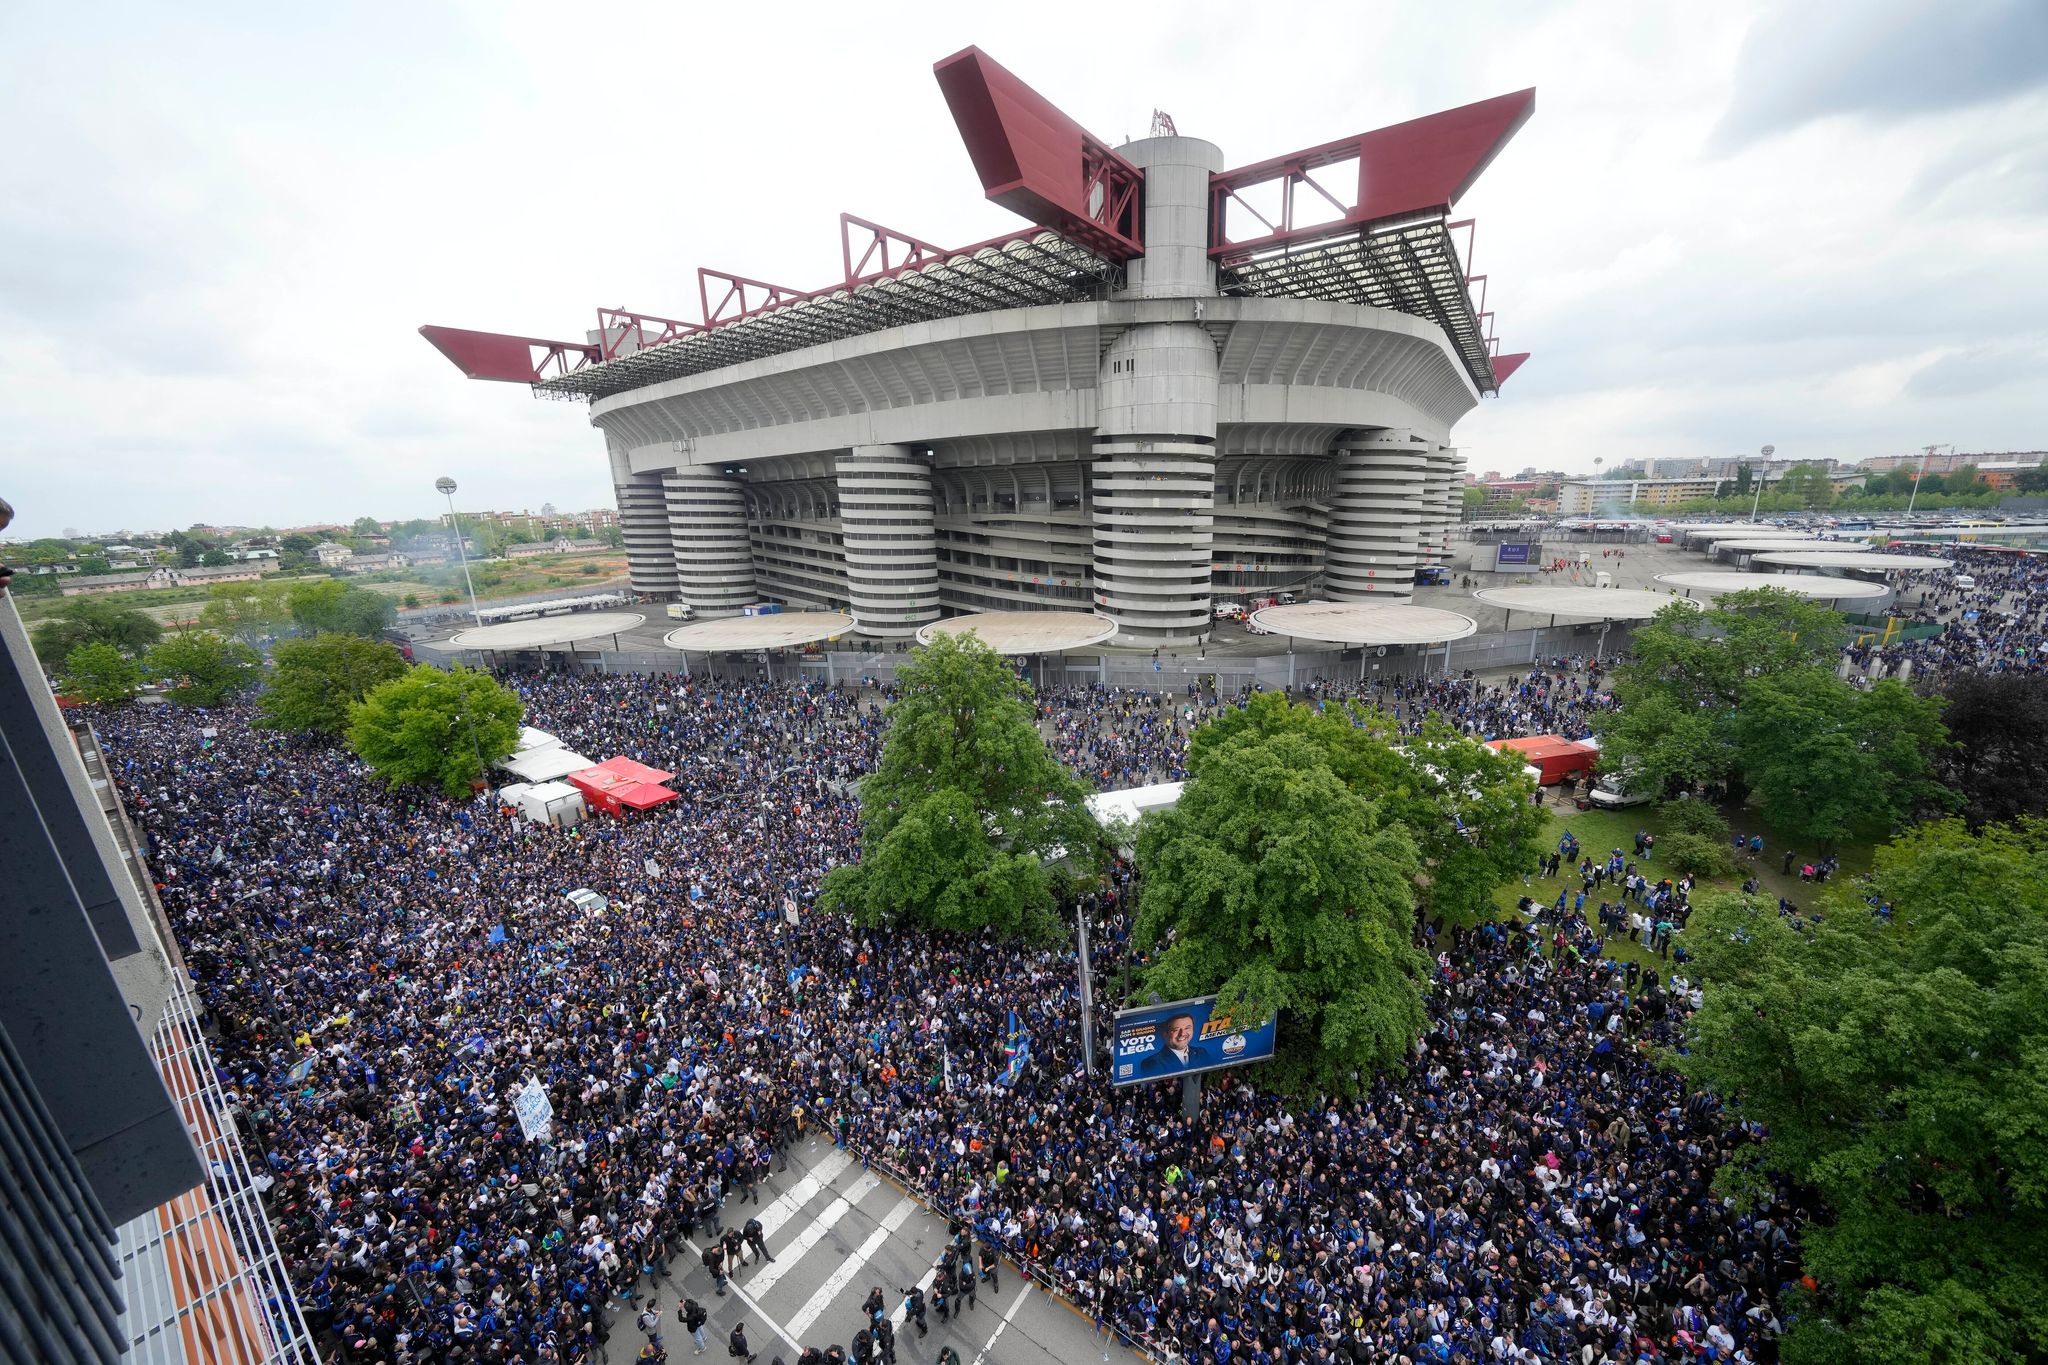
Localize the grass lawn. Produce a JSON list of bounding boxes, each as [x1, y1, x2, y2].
[[356, 554, 629, 605], [1485, 792, 1875, 967]]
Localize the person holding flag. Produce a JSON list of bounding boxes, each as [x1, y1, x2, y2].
[[997, 1007, 1030, 1087]]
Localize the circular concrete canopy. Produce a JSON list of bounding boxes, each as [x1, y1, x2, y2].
[[1752, 551, 1955, 572], [1472, 585, 1699, 621], [1704, 538, 1846, 554], [1654, 572, 1889, 601], [914, 611, 1119, 654], [1682, 527, 1823, 545], [663, 611, 855, 652], [1249, 602, 1479, 646], [448, 611, 646, 649]]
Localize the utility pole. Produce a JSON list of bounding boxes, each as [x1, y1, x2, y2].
[[1076, 901, 1097, 1076], [1905, 443, 1951, 519]]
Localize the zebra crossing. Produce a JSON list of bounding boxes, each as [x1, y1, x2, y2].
[[602, 1135, 1139, 1365]]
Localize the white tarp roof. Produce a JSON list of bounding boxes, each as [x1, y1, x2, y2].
[[497, 782, 535, 805], [498, 746, 595, 782], [523, 780, 582, 805], [516, 726, 557, 753], [1087, 782, 1185, 830]]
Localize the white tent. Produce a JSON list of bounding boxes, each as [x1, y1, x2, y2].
[[1086, 782, 1185, 842], [515, 725, 558, 753], [498, 745, 595, 783], [518, 780, 585, 828]]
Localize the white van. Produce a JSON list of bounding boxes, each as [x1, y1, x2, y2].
[[1213, 601, 1247, 621], [1953, 575, 1976, 591]]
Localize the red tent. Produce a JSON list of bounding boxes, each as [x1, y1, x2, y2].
[[567, 757, 680, 816]]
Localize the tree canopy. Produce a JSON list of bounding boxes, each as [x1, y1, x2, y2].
[[257, 633, 409, 734], [1134, 718, 1431, 1096], [57, 642, 142, 705], [145, 631, 261, 707], [817, 632, 1100, 940], [1597, 589, 1952, 842], [287, 579, 397, 637], [1933, 672, 2048, 829], [1190, 692, 1543, 923], [198, 579, 294, 644], [1731, 670, 1950, 847], [30, 598, 163, 669], [346, 664, 523, 797], [1677, 819, 2048, 1364]]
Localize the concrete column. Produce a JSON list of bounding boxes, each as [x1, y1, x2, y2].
[[661, 470, 757, 615], [1326, 431, 1429, 601], [612, 464, 679, 598], [1091, 134, 1225, 646], [836, 444, 939, 639], [1416, 445, 1459, 567], [1091, 326, 1218, 644]]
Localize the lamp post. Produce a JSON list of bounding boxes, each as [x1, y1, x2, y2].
[[1750, 444, 1775, 523], [1905, 444, 1950, 519], [436, 476, 483, 627]]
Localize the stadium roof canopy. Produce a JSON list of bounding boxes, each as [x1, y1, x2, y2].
[[1703, 538, 1845, 554], [662, 612, 856, 652], [1248, 602, 1479, 645], [915, 611, 1119, 654], [1753, 551, 1955, 572], [422, 48, 1531, 401], [1472, 586, 1696, 621], [1653, 572, 1889, 601], [447, 611, 645, 649]]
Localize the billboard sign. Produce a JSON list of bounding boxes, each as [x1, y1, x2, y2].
[[1110, 995, 1277, 1087], [1495, 542, 1533, 565]]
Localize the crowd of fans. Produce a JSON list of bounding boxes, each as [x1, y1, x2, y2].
[[1845, 544, 2048, 680], [95, 656, 1807, 1365]]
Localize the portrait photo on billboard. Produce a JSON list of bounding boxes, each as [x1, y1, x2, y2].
[[1110, 995, 1277, 1087]]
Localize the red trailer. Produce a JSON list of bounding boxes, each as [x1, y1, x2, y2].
[[1485, 735, 1599, 785]]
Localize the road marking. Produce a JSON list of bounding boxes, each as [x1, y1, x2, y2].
[[890, 1263, 940, 1329], [970, 1282, 1036, 1365], [743, 1171, 882, 1296], [784, 1196, 919, 1339], [757, 1148, 853, 1239], [677, 1234, 801, 1359]]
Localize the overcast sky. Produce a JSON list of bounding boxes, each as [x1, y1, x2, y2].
[[4, 0, 2045, 540]]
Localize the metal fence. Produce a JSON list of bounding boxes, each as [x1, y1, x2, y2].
[[417, 621, 1634, 691]]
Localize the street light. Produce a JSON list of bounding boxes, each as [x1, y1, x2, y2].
[[436, 476, 483, 626], [1750, 444, 1775, 523], [1906, 443, 1951, 519]]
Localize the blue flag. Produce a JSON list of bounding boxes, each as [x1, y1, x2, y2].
[[488, 925, 507, 945], [998, 1008, 1030, 1087]]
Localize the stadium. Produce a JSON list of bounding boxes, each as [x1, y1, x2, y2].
[[423, 47, 1531, 645]]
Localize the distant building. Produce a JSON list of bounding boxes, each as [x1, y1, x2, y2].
[[311, 542, 353, 568], [61, 563, 278, 596], [343, 552, 411, 573], [1559, 477, 1722, 514], [507, 537, 606, 558]]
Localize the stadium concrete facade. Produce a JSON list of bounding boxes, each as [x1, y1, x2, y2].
[[425, 49, 1532, 645]]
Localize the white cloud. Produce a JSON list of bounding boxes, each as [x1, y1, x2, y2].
[[2, 0, 2045, 539]]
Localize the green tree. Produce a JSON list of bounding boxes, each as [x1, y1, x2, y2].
[[145, 631, 260, 706], [1677, 820, 2048, 1364], [1190, 694, 1542, 923], [198, 579, 293, 644], [1134, 726, 1430, 1096], [287, 579, 396, 636], [76, 555, 112, 576], [57, 642, 143, 705], [199, 549, 235, 567], [1731, 670, 1951, 847], [277, 533, 316, 570], [256, 633, 409, 734], [600, 525, 625, 549], [346, 664, 523, 797], [1597, 589, 1849, 795], [351, 516, 383, 537], [1460, 486, 1487, 517], [816, 633, 1100, 940], [1934, 673, 2048, 829], [29, 598, 163, 669]]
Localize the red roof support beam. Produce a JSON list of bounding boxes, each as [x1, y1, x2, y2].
[[418, 325, 600, 384], [594, 309, 705, 362], [1492, 353, 1530, 386], [698, 269, 808, 326], [932, 45, 1144, 262], [841, 214, 947, 283], [1210, 88, 1534, 261]]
